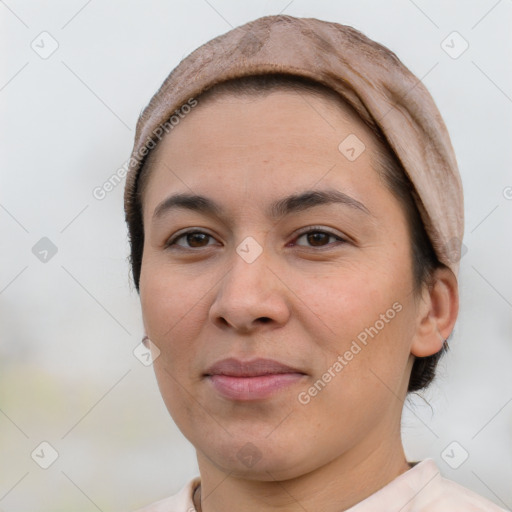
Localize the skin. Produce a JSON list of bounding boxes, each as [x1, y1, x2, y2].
[[139, 89, 459, 512]]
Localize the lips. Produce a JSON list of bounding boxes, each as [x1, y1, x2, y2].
[[204, 357, 306, 401], [205, 357, 304, 377]]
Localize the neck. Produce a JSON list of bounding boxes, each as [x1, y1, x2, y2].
[[195, 432, 410, 512]]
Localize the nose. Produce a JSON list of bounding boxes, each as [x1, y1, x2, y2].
[[208, 242, 291, 333]]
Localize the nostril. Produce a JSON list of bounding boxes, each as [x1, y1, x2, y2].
[[215, 316, 273, 330]]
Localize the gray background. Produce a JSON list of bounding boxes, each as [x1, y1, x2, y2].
[[1, 1, 511, 510]]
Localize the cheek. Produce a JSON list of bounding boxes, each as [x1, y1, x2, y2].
[[297, 300, 414, 437], [139, 260, 212, 391], [139, 262, 209, 428], [140, 257, 206, 338], [289, 259, 408, 343], [290, 251, 415, 391]]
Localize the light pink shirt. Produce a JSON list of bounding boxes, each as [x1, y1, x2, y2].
[[135, 459, 509, 511]]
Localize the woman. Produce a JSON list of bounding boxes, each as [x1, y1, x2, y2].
[[123, 15, 507, 512]]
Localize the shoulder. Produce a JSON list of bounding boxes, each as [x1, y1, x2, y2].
[[133, 477, 200, 512], [406, 459, 508, 512], [419, 465, 508, 511], [347, 459, 509, 512]]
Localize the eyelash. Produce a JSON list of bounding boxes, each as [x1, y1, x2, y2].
[[165, 227, 347, 250]]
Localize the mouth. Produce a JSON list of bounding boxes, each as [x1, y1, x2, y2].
[[204, 357, 307, 401]]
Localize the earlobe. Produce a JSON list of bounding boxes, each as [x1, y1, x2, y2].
[[411, 267, 459, 358]]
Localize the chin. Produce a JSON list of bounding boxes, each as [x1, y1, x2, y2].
[[197, 434, 317, 481]]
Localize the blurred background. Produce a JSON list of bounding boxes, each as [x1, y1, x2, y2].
[[1, 1, 511, 510]]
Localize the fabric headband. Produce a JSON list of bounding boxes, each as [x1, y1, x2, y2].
[[123, 14, 464, 276]]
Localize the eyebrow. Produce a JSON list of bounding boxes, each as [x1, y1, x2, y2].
[[152, 188, 371, 222]]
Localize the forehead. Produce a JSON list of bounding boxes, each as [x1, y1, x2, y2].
[[140, 89, 385, 216]]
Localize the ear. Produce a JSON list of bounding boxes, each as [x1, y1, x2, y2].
[[411, 267, 459, 357]]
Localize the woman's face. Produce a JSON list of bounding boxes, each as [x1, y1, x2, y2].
[[139, 89, 421, 479]]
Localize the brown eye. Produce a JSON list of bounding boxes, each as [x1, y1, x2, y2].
[[295, 229, 345, 248], [306, 232, 330, 246], [166, 230, 217, 249], [186, 233, 210, 247]]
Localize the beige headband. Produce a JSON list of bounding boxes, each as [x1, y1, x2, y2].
[[124, 14, 464, 276]]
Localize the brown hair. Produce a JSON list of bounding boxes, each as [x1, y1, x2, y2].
[[128, 73, 449, 393]]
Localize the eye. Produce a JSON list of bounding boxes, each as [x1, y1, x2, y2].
[[165, 227, 346, 250], [165, 230, 219, 249], [293, 228, 346, 248]]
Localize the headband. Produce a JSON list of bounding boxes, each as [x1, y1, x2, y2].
[[124, 14, 464, 276]]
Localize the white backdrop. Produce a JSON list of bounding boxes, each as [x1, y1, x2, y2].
[[1, 1, 511, 510]]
